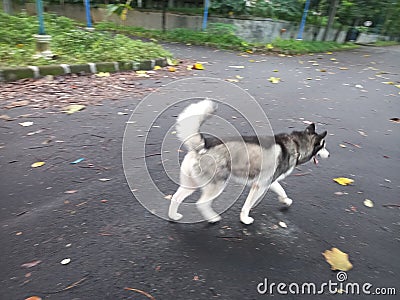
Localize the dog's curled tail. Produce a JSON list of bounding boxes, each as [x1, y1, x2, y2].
[[176, 99, 216, 151]]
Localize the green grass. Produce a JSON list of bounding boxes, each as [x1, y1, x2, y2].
[[96, 22, 359, 55], [370, 40, 400, 47], [0, 12, 171, 68], [95, 22, 248, 50], [269, 38, 359, 55]]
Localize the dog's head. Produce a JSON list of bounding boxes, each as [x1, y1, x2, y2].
[[295, 123, 329, 165]]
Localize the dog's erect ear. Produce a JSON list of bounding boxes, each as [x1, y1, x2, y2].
[[319, 131, 327, 139], [305, 123, 316, 134]]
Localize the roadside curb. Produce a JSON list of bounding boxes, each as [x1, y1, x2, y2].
[[0, 58, 167, 82]]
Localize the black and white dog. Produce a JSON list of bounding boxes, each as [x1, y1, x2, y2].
[[168, 99, 329, 224]]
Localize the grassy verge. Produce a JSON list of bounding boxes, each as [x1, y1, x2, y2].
[[95, 22, 359, 55], [370, 40, 400, 47], [0, 12, 171, 68]]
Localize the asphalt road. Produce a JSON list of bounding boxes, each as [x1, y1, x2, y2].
[[1, 44, 399, 300]]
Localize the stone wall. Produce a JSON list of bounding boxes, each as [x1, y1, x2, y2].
[[20, 3, 355, 44]]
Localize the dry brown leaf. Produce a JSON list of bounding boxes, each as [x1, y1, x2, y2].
[[323, 247, 353, 271], [6, 100, 30, 109], [124, 287, 155, 300], [25, 296, 42, 300], [21, 260, 42, 268]]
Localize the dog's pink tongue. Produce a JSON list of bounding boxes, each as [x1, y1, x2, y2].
[[313, 156, 319, 164]]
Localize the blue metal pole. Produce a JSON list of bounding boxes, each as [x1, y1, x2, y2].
[[36, 0, 45, 35], [297, 0, 311, 40], [84, 0, 92, 28], [202, 0, 209, 31]]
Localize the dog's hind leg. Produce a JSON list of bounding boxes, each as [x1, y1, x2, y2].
[[196, 182, 225, 223], [168, 185, 196, 221], [270, 181, 293, 207], [240, 183, 268, 225]]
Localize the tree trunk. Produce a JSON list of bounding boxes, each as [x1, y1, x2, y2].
[[322, 0, 339, 41], [3, 0, 13, 15], [162, 0, 167, 33]]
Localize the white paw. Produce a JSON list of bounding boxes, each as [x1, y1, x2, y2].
[[279, 197, 293, 207], [169, 212, 183, 221], [240, 213, 254, 225], [208, 215, 222, 223]]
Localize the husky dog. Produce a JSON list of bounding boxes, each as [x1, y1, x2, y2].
[[168, 99, 330, 224]]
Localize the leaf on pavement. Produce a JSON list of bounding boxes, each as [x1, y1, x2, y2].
[[192, 63, 204, 70], [164, 194, 172, 200], [323, 247, 353, 271], [64, 190, 78, 194], [358, 130, 367, 137], [31, 161, 45, 168], [99, 178, 111, 182], [228, 65, 245, 69], [6, 100, 30, 109], [333, 177, 354, 186], [363, 199, 374, 208], [168, 66, 176, 72], [0, 114, 13, 121], [64, 104, 85, 114], [268, 77, 281, 84], [153, 65, 162, 70], [21, 260, 42, 268], [226, 78, 239, 83], [278, 221, 287, 228], [124, 287, 155, 300], [96, 72, 110, 77], [382, 81, 394, 85], [25, 296, 42, 300], [60, 258, 71, 265], [70, 158, 85, 164], [19, 121, 34, 127]]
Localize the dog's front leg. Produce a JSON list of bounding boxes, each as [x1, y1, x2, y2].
[[240, 183, 267, 225], [269, 181, 292, 207]]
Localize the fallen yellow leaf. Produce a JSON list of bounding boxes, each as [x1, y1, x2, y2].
[[266, 43, 274, 50], [363, 199, 374, 208], [168, 66, 176, 72], [31, 161, 45, 168], [268, 76, 281, 84], [64, 104, 85, 114], [323, 247, 353, 271], [333, 177, 354, 186], [96, 72, 110, 77], [153, 66, 162, 70], [382, 81, 394, 85], [226, 78, 239, 83], [192, 63, 204, 70]]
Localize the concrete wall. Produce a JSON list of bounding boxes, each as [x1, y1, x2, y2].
[[22, 3, 348, 43]]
